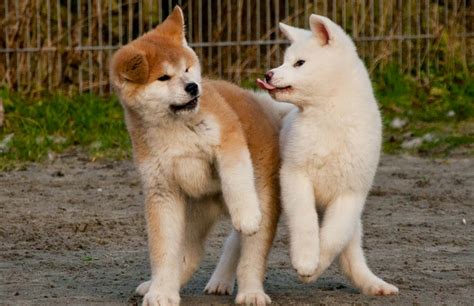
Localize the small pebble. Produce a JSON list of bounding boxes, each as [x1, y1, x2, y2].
[[390, 117, 407, 129], [401, 137, 423, 149]]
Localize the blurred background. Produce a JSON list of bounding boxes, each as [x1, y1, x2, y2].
[[0, 0, 472, 168]]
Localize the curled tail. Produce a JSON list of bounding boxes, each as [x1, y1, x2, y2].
[[248, 91, 296, 129]]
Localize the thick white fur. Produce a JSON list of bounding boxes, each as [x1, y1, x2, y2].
[[217, 149, 262, 235], [204, 230, 240, 295], [269, 15, 399, 295], [250, 91, 295, 129]]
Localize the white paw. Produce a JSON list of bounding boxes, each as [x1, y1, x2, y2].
[[232, 207, 262, 236], [142, 290, 180, 306], [298, 271, 319, 284], [136, 280, 151, 296], [204, 277, 235, 295], [363, 280, 399, 296], [291, 239, 319, 280], [235, 290, 271, 305], [292, 252, 319, 280]]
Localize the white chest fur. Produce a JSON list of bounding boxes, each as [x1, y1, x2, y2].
[[139, 116, 221, 198], [281, 104, 381, 206]]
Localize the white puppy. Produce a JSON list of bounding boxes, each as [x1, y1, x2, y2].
[[257, 15, 399, 296]]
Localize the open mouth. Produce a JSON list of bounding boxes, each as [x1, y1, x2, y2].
[[256, 78, 292, 93], [170, 97, 199, 113]]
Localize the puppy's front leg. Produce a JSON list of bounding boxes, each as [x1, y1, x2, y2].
[[216, 146, 261, 236], [280, 164, 320, 278], [141, 187, 186, 306]]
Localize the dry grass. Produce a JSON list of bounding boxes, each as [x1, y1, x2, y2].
[[0, 0, 472, 96]]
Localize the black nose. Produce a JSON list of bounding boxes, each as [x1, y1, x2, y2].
[[185, 82, 199, 96], [265, 71, 274, 82]]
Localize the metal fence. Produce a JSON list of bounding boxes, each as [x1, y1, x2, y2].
[[0, 0, 472, 96]]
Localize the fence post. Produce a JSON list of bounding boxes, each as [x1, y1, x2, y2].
[[0, 0, 472, 95], [0, 98, 4, 128]]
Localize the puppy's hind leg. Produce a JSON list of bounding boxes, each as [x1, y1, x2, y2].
[[180, 198, 222, 286], [339, 220, 399, 296], [204, 229, 241, 295], [300, 193, 365, 283]]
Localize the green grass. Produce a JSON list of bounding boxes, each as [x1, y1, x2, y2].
[[0, 90, 131, 170], [0, 67, 472, 170], [374, 65, 473, 156]]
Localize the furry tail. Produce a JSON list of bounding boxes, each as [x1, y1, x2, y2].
[[249, 91, 295, 128]]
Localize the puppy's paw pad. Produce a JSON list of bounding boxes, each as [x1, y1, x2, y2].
[[204, 278, 235, 295], [136, 280, 151, 296], [364, 281, 399, 296], [142, 291, 180, 306], [232, 210, 262, 236], [235, 291, 271, 305]]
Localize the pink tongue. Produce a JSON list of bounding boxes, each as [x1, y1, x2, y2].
[[256, 78, 276, 90]]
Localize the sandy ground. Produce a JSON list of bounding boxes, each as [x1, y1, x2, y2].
[[0, 154, 472, 305]]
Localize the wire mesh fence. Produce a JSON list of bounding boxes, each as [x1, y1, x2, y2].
[[0, 0, 472, 96]]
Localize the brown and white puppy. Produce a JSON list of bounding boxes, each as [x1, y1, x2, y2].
[[110, 6, 282, 306]]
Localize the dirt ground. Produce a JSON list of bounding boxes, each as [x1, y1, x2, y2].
[[1, 154, 472, 305]]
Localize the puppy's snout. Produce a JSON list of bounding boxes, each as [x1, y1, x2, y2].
[[264, 71, 274, 82], [185, 82, 199, 97]]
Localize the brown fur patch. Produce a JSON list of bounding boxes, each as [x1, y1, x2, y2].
[[111, 46, 149, 84], [201, 79, 281, 218], [110, 7, 197, 88], [123, 109, 150, 163], [155, 6, 185, 43], [110, 6, 281, 292]]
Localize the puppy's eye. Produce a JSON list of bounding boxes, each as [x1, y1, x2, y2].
[[185, 67, 190, 73], [158, 75, 171, 81], [294, 60, 305, 67]]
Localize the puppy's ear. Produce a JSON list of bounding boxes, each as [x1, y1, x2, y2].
[[158, 6, 186, 45], [309, 15, 332, 46], [279, 22, 309, 43], [111, 45, 149, 84]]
